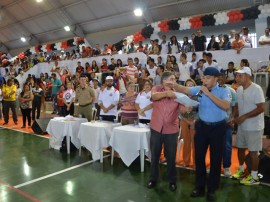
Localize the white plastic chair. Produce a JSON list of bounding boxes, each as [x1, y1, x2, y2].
[[92, 107, 97, 121]]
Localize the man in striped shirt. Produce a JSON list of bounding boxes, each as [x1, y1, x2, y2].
[[119, 58, 138, 82]]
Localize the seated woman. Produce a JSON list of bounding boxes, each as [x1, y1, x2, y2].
[[120, 82, 138, 125], [207, 35, 220, 51], [135, 80, 153, 124]]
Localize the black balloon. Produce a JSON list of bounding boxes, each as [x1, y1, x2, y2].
[[241, 6, 259, 20], [113, 40, 124, 51], [141, 25, 154, 39], [24, 49, 31, 57], [51, 44, 57, 51], [201, 14, 215, 26], [67, 39, 75, 47], [168, 19, 180, 30]]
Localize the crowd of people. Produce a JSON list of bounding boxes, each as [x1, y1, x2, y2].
[[0, 27, 268, 201]]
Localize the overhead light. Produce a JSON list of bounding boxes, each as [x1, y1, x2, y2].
[[36, 0, 43, 3], [20, 37, 26, 42], [134, 8, 143, 17], [64, 26, 71, 32]]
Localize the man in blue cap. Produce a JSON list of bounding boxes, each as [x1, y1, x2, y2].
[[171, 67, 231, 201]]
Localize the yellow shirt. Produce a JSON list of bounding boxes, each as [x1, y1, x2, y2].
[[2, 84, 17, 101]]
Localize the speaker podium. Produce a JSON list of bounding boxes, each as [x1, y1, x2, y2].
[[31, 118, 51, 135]]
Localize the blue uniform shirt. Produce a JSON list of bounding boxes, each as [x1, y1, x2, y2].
[[189, 83, 231, 122]]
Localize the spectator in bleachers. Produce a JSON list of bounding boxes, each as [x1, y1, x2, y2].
[[160, 35, 169, 55], [229, 29, 236, 43], [75, 61, 84, 74], [81, 46, 88, 58], [116, 59, 123, 68], [92, 78, 100, 117], [128, 42, 136, 53], [114, 68, 129, 97], [170, 55, 178, 71], [240, 59, 249, 69], [169, 35, 181, 54], [111, 45, 119, 55], [218, 34, 224, 49], [59, 50, 66, 60], [232, 34, 245, 54], [220, 34, 231, 50], [91, 60, 99, 73], [182, 36, 192, 53], [192, 59, 205, 85], [102, 44, 112, 55], [136, 41, 144, 52], [146, 58, 157, 79], [190, 52, 198, 70], [225, 62, 236, 85], [122, 39, 130, 54], [207, 35, 220, 51], [203, 53, 219, 70], [157, 56, 164, 66], [153, 65, 164, 86], [108, 58, 116, 72], [177, 53, 193, 85], [193, 29, 206, 52], [137, 68, 152, 92], [240, 27, 253, 48], [93, 44, 101, 56], [32, 55, 39, 65], [258, 27, 270, 46]]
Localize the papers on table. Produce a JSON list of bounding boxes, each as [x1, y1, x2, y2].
[[174, 92, 199, 107]]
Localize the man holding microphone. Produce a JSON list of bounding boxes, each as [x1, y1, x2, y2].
[[172, 67, 231, 201]]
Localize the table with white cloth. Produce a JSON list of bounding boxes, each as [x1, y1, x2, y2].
[[47, 117, 88, 154], [109, 124, 151, 172], [78, 121, 121, 163]]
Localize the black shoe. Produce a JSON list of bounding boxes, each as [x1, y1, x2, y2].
[[190, 188, 205, 197], [147, 181, 156, 189], [207, 192, 216, 201], [169, 183, 177, 192]]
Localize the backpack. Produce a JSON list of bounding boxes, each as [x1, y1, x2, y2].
[[60, 136, 77, 153]]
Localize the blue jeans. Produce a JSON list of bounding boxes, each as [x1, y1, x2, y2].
[[223, 125, 232, 168]]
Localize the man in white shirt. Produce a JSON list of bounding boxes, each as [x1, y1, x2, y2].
[[203, 53, 219, 71], [98, 76, 120, 122], [240, 27, 253, 48], [122, 39, 130, 54], [258, 27, 270, 46], [232, 67, 265, 185], [177, 53, 193, 85], [146, 58, 157, 79]]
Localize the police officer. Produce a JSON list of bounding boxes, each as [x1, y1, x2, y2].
[[172, 67, 231, 201], [75, 75, 95, 121]]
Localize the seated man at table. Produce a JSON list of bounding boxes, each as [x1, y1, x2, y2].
[[98, 76, 120, 122]]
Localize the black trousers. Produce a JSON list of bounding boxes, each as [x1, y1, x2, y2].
[[149, 128, 178, 183], [21, 108, 31, 126], [3, 101, 17, 123], [100, 115, 116, 122], [32, 101, 41, 120], [139, 119, 150, 124], [64, 103, 74, 116], [194, 120, 226, 192]]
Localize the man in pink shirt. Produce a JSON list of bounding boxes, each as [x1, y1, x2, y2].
[[147, 71, 180, 192]]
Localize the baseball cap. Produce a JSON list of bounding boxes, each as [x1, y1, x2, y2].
[[204, 67, 220, 77], [105, 76, 114, 80], [92, 78, 99, 82], [235, 66, 252, 76]]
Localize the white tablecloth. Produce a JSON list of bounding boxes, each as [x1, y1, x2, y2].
[[47, 117, 88, 150], [78, 121, 121, 160], [109, 125, 151, 167]]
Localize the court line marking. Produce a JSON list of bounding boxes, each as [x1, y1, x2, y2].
[[14, 154, 110, 189], [0, 126, 49, 139], [0, 180, 41, 202]]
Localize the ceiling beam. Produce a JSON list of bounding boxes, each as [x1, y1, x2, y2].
[[0, 42, 9, 52]]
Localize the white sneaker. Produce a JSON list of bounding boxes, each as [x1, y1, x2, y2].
[[206, 168, 210, 174], [224, 168, 231, 177]]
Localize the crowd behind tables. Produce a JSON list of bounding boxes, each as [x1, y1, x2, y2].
[[0, 26, 269, 200]]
